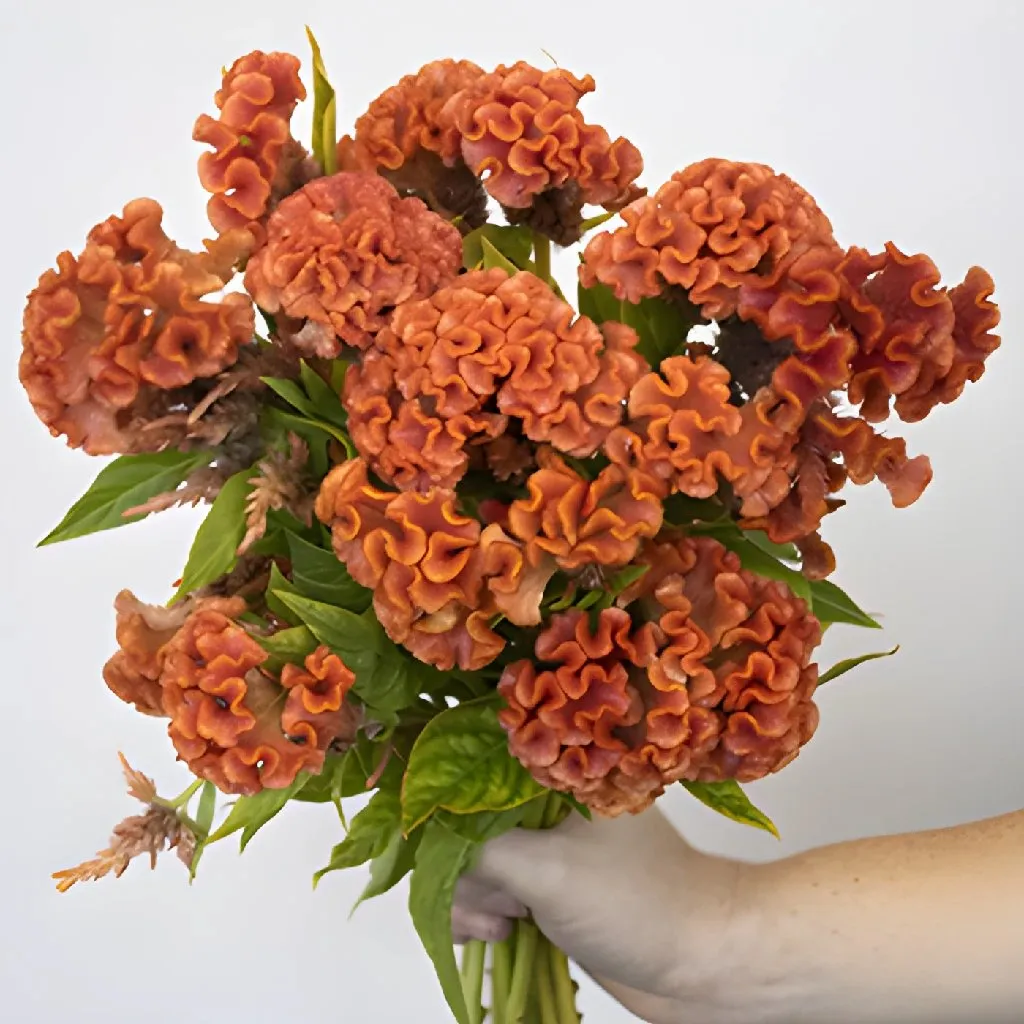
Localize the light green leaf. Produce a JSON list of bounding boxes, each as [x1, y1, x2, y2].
[[810, 579, 882, 629], [172, 468, 253, 601], [286, 532, 371, 611], [205, 774, 311, 848], [480, 236, 521, 276], [578, 210, 617, 234], [305, 26, 336, 171], [409, 821, 475, 1024], [313, 789, 400, 885], [352, 828, 422, 912], [322, 95, 338, 174], [819, 646, 899, 685], [299, 361, 347, 427], [38, 449, 213, 546], [401, 699, 544, 834], [680, 780, 779, 839], [463, 225, 534, 271], [608, 564, 650, 597], [195, 782, 217, 836]]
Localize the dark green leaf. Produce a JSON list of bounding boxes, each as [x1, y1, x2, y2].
[[305, 26, 336, 171], [274, 591, 383, 679], [172, 468, 253, 601], [401, 699, 544, 833], [299, 361, 347, 427], [38, 449, 213, 546], [435, 803, 535, 842], [463, 225, 534, 271], [293, 749, 371, 803], [626, 294, 700, 367], [810, 580, 882, 629], [661, 493, 728, 526], [287, 532, 371, 611], [718, 537, 812, 603], [743, 530, 800, 564], [819, 646, 899, 685], [263, 403, 353, 452], [574, 589, 603, 611], [577, 279, 623, 326], [555, 792, 593, 821], [607, 564, 650, 596], [195, 782, 217, 836], [680, 780, 779, 839], [261, 406, 330, 476], [480, 236, 520, 276], [257, 624, 319, 670], [261, 376, 317, 418], [313, 789, 400, 885], [266, 563, 301, 622], [206, 773, 311, 848], [408, 821, 474, 1024], [353, 828, 423, 911]]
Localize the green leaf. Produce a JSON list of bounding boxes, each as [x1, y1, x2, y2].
[[305, 26, 336, 171], [743, 530, 800, 564], [480, 236, 521, 276], [680, 780, 779, 839], [172, 468, 253, 601], [435, 803, 535, 843], [313, 789, 400, 885], [661, 493, 728, 526], [810, 579, 882, 630], [555, 792, 593, 821], [38, 449, 213, 546], [463, 225, 534, 271], [353, 828, 423, 911], [263, 402, 354, 452], [578, 210, 617, 234], [322, 95, 338, 175], [408, 821, 475, 1024], [257, 624, 319, 671], [299, 361, 347, 427], [401, 699, 544, 834], [718, 537, 812, 603], [607, 564, 650, 596], [294, 748, 371, 803], [206, 773, 311, 848], [819, 646, 899, 685], [195, 782, 217, 836], [628, 294, 701, 367], [577, 279, 623, 326], [266, 563, 301, 623], [261, 376, 317, 417], [286, 532, 371, 611]]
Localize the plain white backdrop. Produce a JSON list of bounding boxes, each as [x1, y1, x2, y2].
[[2, 1, 1021, 1020]]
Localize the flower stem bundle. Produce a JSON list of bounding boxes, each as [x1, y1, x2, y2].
[[21, 30, 1000, 1023]]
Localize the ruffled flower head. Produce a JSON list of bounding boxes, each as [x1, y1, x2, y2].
[[20, 199, 255, 453], [499, 535, 821, 815], [345, 268, 644, 488], [194, 50, 311, 233], [244, 171, 463, 356], [444, 62, 644, 244]]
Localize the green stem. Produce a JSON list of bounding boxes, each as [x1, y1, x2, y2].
[[534, 935, 559, 1024], [532, 231, 552, 284], [491, 938, 512, 1024], [162, 778, 203, 811], [549, 944, 581, 1023], [461, 940, 486, 1024], [506, 920, 539, 1023]]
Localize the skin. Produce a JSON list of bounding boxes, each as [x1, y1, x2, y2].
[[457, 805, 1024, 1023]]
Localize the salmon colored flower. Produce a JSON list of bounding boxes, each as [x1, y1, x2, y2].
[[244, 172, 462, 356], [193, 50, 311, 233], [580, 158, 834, 316], [444, 62, 644, 243], [19, 200, 255, 453]]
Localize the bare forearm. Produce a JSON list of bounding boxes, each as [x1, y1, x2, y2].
[[692, 809, 1024, 1024]]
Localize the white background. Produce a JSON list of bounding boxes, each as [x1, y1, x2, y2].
[[1, 1, 1021, 1020]]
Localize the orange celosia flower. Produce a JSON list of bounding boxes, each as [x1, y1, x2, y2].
[[314, 458, 549, 669], [580, 158, 834, 317], [160, 608, 357, 795], [345, 269, 638, 488], [19, 200, 255, 453], [506, 450, 665, 572], [499, 536, 822, 815], [244, 171, 463, 356], [193, 51, 311, 233], [443, 62, 644, 243]]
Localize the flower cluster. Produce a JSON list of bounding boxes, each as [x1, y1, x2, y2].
[[102, 590, 360, 795], [499, 535, 820, 814]]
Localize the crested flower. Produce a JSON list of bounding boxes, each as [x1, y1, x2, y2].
[[345, 268, 639, 488], [19, 199, 256, 454], [444, 62, 644, 244], [244, 171, 463, 356], [193, 50, 312, 233]]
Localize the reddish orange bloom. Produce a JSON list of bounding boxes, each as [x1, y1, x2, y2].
[[345, 269, 635, 488], [315, 459, 549, 669], [194, 51, 311, 233], [161, 608, 356, 796], [500, 536, 821, 816], [244, 172, 462, 356], [507, 450, 664, 572], [581, 158, 834, 317], [20, 199, 255, 453]]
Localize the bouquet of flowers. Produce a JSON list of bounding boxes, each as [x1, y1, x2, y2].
[[22, 32, 1000, 1023]]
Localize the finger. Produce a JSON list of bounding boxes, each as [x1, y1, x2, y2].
[[455, 875, 528, 919], [451, 905, 515, 945]]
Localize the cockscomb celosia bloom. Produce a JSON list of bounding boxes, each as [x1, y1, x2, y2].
[[194, 50, 310, 233], [19, 199, 255, 454], [580, 157, 834, 316], [244, 171, 463, 356]]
